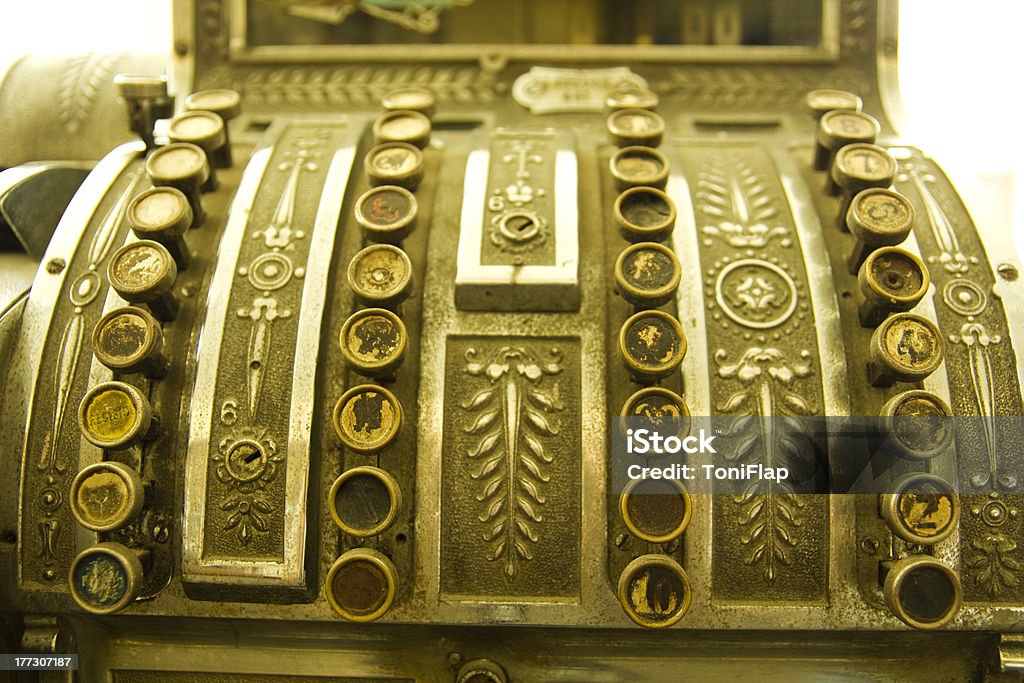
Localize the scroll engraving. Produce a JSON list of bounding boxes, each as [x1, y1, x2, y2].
[[678, 141, 827, 602], [39, 172, 142, 472], [950, 322, 1012, 489], [897, 162, 976, 274], [25, 169, 141, 583]]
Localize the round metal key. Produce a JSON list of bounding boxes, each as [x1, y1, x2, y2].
[[91, 307, 168, 378], [834, 143, 897, 188], [607, 108, 665, 148], [619, 310, 687, 383], [846, 188, 915, 273], [858, 247, 930, 327], [184, 88, 242, 167], [354, 185, 418, 244], [372, 110, 431, 148], [619, 387, 691, 449], [813, 109, 880, 171], [325, 548, 398, 622], [107, 240, 179, 320], [620, 477, 692, 543], [614, 187, 677, 243], [881, 390, 954, 460], [803, 88, 863, 119], [329, 466, 402, 538], [339, 308, 407, 377], [167, 110, 225, 149], [381, 87, 436, 118], [167, 109, 228, 177], [127, 186, 194, 267], [70, 461, 144, 532], [617, 554, 692, 628], [364, 142, 424, 191], [114, 74, 167, 100], [347, 244, 413, 308], [333, 384, 403, 454], [78, 380, 155, 449], [868, 313, 944, 386], [881, 473, 959, 545], [68, 542, 144, 615], [614, 241, 681, 308], [606, 84, 659, 111], [883, 555, 962, 630], [610, 146, 669, 191], [184, 88, 242, 121], [830, 142, 896, 199], [456, 660, 508, 683], [144, 142, 209, 226]]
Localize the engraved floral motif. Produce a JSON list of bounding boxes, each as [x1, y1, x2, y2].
[[697, 156, 790, 249], [236, 298, 293, 416], [40, 172, 142, 473], [31, 171, 141, 581], [968, 535, 1021, 599], [667, 67, 869, 111], [198, 0, 228, 55], [461, 346, 564, 579], [840, 0, 872, 56], [109, 510, 173, 547], [965, 495, 1022, 600], [715, 347, 817, 582], [487, 139, 549, 259], [714, 258, 798, 330], [234, 134, 324, 416], [38, 520, 60, 563], [212, 428, 282, 545]]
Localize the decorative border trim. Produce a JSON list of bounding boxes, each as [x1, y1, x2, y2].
[[14, 142, 144, 587]]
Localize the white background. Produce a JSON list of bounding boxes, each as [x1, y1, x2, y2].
[[1, 0, 1022, 251]]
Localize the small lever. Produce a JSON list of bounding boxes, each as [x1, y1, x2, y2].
[[113, 74, 173, 151]]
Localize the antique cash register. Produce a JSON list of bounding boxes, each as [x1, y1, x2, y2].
[[1, 0, 1023, 680]]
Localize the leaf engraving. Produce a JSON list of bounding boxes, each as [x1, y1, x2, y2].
[[59, 53, 118, 135], [462, 346, 563, 579], [967, 535, 1022, 598], [698, 156, 790, 249], [714, 347, 819, 583]]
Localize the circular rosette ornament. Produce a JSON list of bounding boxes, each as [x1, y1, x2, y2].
[[211, 428, 282, 545]]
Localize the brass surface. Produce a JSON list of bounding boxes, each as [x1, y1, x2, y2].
[[1, 0, 1023, 679]]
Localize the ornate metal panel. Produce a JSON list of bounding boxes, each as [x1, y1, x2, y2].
[[892, 151, 1024, 604], [12, 143, 145, 589], [2, 0, 1024, 678], [440, 336, 581, 601], [455, 130, 579, 311], [675, 142, 829, 604], [182, 120, 356, 593]]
